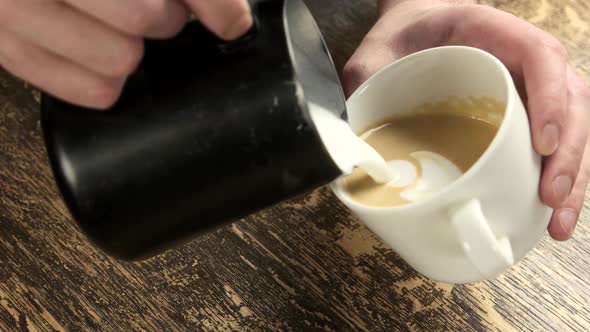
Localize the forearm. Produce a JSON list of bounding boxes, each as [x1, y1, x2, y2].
[[378, 0, 478, 15]]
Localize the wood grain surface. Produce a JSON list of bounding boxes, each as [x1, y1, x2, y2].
[[1, 0, 589, 331]]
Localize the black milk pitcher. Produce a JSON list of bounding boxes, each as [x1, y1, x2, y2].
[[41, 0, 348, 260]]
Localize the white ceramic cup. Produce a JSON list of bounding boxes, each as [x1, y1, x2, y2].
[[331, 46, 553, 284]]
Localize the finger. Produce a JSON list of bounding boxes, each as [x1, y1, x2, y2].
[[548, 134, 590, 241], [184, 0, 252, 41], [61, 0, 189, 39], [445, 6, 568, 156], [342, 36, 393, 96], [0, 29, 124, 109], [0, 0, 144, 78], [540, 66, 590, 206], [522, 37, 568, 157]]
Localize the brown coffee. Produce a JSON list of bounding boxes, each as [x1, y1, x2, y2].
[[340, 97, 503, 207]]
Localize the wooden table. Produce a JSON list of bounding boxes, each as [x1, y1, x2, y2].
[[1, 0, 589, 331]]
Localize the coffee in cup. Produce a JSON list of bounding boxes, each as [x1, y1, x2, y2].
[[331, 46, 552, 284], [340, 97, 503, 207]]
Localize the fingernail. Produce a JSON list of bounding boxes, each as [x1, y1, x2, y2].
[[558, 209, 578, 237], [540, 123, 559, 155], [552, 175, 573, 203], [222, 12, 253, 40]]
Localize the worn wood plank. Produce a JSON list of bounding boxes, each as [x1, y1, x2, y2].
[[1, 0, 589, 331]]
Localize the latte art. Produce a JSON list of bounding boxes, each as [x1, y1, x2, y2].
[[340, 98, 502, 207], [392, 151, 463, 203]]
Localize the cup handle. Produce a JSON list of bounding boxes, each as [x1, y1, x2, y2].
[[449, 199, 514, 279]]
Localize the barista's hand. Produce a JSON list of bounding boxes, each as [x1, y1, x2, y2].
[[0, 0, 252, 109], [344, 0, 590, 241]]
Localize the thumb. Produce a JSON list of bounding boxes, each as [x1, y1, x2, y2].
[[342, 38, 397, 97], [184, 0, 252, 41]]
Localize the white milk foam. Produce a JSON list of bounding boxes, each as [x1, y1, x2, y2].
[[309, 103, 463, 201], [308, 103, 396, 183], [392, 151, 462, 203]]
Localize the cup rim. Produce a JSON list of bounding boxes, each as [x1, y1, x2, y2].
[[331, 45, 516, 213]]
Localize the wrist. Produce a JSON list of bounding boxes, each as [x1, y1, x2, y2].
[[378, 0, 478, 16]]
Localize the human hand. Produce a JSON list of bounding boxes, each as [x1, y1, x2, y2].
[[0, 0, 252, 109], [343, 0, 590, 241]]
